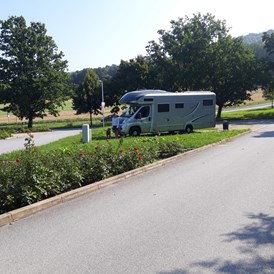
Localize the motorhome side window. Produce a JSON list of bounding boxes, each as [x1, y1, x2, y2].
[[158, 104, 169, 112], [175, 103, 184, 108], [203, 99, 213, 106]]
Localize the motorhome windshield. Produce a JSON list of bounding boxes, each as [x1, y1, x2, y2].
[[121, 105, 139, 117]]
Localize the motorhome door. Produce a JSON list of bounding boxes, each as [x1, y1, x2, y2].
[[134, 106, 151, 133], [152, 103, 171, 132]]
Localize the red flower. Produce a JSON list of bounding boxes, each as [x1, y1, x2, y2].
[[79, 151, 84, 157], [138, 155, 143, 161], [134, 147, 138, 151], [16, 158, 21, 163]]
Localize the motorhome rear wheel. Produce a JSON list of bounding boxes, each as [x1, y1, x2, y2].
[[185, 124, 193, 134]]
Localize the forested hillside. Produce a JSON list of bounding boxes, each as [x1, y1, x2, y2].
[[70, 65, 118, 85], [243, 29, 273, 44], [243, 29, 274, 61]]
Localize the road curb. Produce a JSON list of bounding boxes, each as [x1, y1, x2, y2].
[[0, 129, 250, 227]]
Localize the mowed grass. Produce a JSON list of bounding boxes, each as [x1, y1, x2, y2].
[[221, 107, 274, 120], [39, 129, 247, 152], [0, 127, 249, 161]]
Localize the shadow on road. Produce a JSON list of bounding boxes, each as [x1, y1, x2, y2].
[[253, 131, 274, 138], [157, 212, 274, 274]]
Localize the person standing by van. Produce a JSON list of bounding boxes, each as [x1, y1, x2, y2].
[[112, 113, 120, 138]]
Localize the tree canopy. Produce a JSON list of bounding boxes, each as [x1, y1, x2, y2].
[[146, 13, 229, 91], [104, 56, 150, 108], [0, 16, 70, 128]]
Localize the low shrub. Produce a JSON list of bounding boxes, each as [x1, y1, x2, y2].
[[157, 140, 184, 158]]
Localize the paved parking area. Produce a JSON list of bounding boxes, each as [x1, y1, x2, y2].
[[0, 129, 81, 154]]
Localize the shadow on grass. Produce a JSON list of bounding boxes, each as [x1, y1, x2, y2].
[[158, 213, 274, 274]]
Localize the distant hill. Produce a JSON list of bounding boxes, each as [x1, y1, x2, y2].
[[242, 29, 274, 44], [70, 64, 118, 86], [242, 29, 274, 61]]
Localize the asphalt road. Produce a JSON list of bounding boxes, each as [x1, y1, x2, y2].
[[222, 103, 273, 112], [0, 123, 274, 273], [0, 128, 81, 154]]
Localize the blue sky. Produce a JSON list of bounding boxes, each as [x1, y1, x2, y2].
[[1, 0, 273, 72]]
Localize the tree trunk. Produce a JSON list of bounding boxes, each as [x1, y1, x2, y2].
[[89, 111, 92, 127], [28, 116, 33, 128], [216, 105, 223, 119]]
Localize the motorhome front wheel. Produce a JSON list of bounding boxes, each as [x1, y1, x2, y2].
[[129, 127, 141, 136]]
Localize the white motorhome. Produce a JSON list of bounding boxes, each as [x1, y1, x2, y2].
[[119, 89, 216, 136]]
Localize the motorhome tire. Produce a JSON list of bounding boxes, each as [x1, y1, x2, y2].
[[129, 127, 141, 136], [185, 125, 193, 134]]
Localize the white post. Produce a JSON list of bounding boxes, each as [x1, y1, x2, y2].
[[82, 124, 91, 143]]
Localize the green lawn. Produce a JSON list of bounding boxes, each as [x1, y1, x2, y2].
[[221, 107, 274, 120], [36, 128, 250, 152], [0, 127, 249, 161]]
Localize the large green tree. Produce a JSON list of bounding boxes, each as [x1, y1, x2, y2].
[[72, 69, 101, 126], [0, 16, 70, 128], [146, 13, 259, 118], [146, 13, 229, 91], [261, 31, 274, 106], [209, 36, 258, 118]]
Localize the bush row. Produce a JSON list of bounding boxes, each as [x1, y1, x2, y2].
[[0, 139, 184, 214]]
